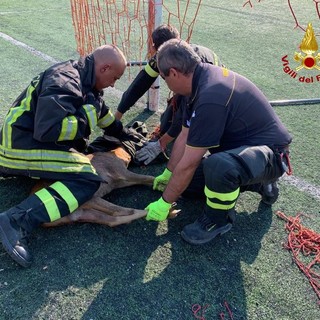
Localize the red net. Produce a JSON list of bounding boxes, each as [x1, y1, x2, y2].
[[70, 0, 203, 61]]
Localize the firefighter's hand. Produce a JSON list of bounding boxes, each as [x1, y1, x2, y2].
[[114, 110, 123, 121], [145, 197, 172, 221], [135, 140, 162, 165], [153, 168, 172, 191]]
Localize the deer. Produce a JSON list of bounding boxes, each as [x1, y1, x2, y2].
[[31, 145, 178, 228]]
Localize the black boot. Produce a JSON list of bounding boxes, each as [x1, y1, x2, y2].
[[259, 181, 279, 205], [181, 210, 235, 245], [242, 181, 279, 205], [0, 211, 32, 268]]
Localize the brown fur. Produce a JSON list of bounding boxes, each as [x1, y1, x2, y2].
[[32, 147, 158, 228]]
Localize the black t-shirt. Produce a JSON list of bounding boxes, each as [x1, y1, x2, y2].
[[183, 64, 292, 153]]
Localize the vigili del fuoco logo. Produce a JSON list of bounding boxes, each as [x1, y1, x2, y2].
[[282, 22, 320, 83]]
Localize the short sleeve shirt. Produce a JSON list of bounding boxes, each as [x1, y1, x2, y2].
[[183, 64, 292, 153]]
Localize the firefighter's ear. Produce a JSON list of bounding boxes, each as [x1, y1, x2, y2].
[[100, 64, 111, 73], [170, 68, 178, 78]]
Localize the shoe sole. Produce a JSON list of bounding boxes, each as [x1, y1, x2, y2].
[[181, 223, 232, 245], [0, 223, 31, 268]]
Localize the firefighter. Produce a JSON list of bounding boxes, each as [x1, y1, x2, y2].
[[145, 39, 293, 245], [0, 45, 127, 267], [115, 24, 223, 165]]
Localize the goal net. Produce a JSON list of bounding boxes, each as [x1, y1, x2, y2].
[[70, 0, 202, 63], [70, 0, 203, 111]]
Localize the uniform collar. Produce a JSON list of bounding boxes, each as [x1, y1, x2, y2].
[[77, 54, 100, 95]]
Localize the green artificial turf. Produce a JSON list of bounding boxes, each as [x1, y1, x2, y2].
[[0, 1, 319, 319]]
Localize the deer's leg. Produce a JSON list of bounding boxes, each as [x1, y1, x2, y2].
[[82, 197, 146, 217], [112, 171, 154, 189], [91, 151, 155, 190], [42, 197, 147, 228], [42, 197, 180, 228]]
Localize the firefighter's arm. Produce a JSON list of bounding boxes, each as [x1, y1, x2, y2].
[[97, 98, 124, 138], [166, 126, 189, 172], [33, 89, 102, 142], [145, 146, 206, 222], [117, 56, 159, 116], [163, 145, 206, 204], [166, 100, 184, 139], [152, 127, 188, 191]]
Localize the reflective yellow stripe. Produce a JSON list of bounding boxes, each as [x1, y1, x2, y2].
[[206, 198, 236, 210], [213, 52, 219, 66], [205, 186, 239, 210], [98, 110, 115, 128], [2, 79, 39, 148], [225, 72, 236, 107], [0, 145, 91, 162], [0, 146, 97, 174], [58, 116, 78, 141], [50, 181, 78, 213], [145, 63, 159, 77], [222, 67, 229, 77], [205, 186, 240, 201], [0, 156, 96, 173], [35, 188, 61, 222], [82, 104, 98, 132]]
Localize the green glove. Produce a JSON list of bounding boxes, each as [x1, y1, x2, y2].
[[153, 168, 172, 191], [145, 197, 172, 221]]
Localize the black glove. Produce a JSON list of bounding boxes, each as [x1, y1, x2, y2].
[[117, 126, 148, 164], [104, 119, 123, 138]]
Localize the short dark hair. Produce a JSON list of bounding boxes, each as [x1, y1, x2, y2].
[[157, 39, 201, 76], [152, 24, 180, 51]]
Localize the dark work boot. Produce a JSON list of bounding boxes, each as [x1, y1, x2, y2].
[[181, 210, 235, 245], [0, 211, 32, 268], [259, 181, 279, 205]]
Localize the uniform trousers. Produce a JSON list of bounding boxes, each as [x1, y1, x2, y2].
[[183, 145, 285, 223]]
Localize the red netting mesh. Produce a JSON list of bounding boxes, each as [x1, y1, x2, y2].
[[70, 0, 203, 62], [276, 211, 320, 303]]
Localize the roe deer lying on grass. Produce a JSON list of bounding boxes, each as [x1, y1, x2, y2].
[[31, 147, 174, 228]]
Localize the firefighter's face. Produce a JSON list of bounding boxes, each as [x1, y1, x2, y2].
[[95, 62, 126, 90], [160, 68, 191, 96]]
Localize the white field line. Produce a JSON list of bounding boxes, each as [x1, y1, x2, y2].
[[2, 31, 320, 201], [0, 31, 124, 98], [0, 9, 59, 15], [280, 175, 320, 201], [0, 31, 59, 64]]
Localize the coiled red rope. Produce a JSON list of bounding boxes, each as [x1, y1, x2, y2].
[[276, 211, 320, 303]]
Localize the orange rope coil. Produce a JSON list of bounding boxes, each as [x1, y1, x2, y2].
[[276, 210, 320, 302]]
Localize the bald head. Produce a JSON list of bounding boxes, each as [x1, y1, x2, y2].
[[93, 45, 127, 90]]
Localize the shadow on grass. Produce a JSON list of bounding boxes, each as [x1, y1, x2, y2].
[[0, 174, 273, 319], [125, 107, 159, 128]]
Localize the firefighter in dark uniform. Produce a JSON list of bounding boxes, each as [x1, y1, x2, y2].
[[135, 66, 224, 166], [0, 45, 127, 267], [115, 24, 223, 165], [145, 39, 292, 245]]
